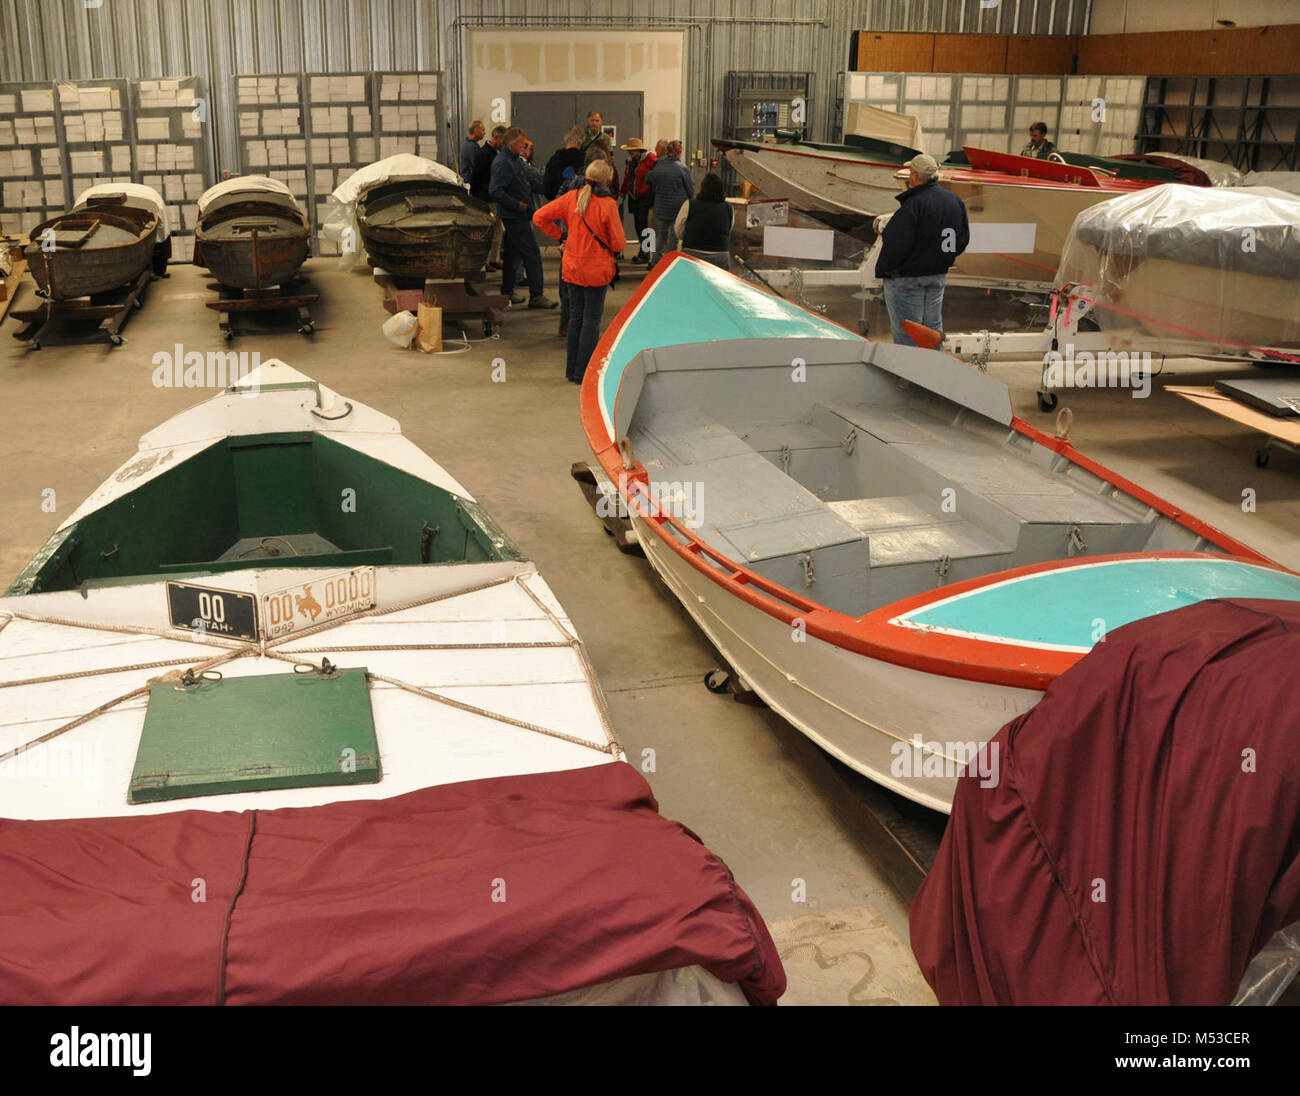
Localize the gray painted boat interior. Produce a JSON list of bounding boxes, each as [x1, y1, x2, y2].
[[621, 338, 1217, 617]]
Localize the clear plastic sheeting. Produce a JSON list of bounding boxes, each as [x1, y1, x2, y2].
[[1157, 154, 1244, 188], [1056, 184, 1300, 355], [320, 154, 463, 270], [514, 965, 748, 1006], [1245, 170, 1300, 198], [73, 182, 170, 240], [1232, 924, 1300, 1006]]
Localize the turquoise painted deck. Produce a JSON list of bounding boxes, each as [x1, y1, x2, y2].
[[897, 558, 1300, 650], [600, 257, 858, 433]]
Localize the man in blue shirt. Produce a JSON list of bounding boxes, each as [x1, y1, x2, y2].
[[459, 120, 484, 182], [489, 127, 557, 308]]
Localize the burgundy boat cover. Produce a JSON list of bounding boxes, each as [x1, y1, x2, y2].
[[0, 761, 785, 1005], [911, 598, 1300, 1005]]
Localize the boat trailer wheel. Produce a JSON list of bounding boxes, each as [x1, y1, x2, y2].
[[109, 334, 124, 347], [298, 323, 315, 335], [1255, 448, 1270, 468], [704, 669, 732, 694], [29, 339, 41, 351], [1037, 390, 1058, 412]]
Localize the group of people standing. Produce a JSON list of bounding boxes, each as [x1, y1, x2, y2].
[[457, 109, 737, 384]]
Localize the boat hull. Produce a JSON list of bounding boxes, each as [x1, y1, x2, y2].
[[197, 212, 310, 290], [357, 179, 495, 279], [633, 508, 1039, 812], [723, 143, 1126, 284], [24, 214, 157, 298]]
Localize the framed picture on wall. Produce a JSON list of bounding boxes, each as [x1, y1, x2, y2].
[[602, 125, 616, 145]]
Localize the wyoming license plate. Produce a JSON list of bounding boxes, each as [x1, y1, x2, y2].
[[260, 567, 376, 639]]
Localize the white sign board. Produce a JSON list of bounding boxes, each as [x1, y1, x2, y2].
[[763, 225, 835, 262], [965, 222, 1037, 255]]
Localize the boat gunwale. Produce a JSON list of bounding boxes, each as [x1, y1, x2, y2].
[[579, 252, 1281, 692]]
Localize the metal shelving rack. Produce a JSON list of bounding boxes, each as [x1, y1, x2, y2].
[[720, 71, 813, 189], [305, 72, 375, 254], [235, 71, 444, 257], [57, 79, 133, 210], [1138, 75, 1300, 171], [131, 76, 209, 263], [0, 81, 61, 237]]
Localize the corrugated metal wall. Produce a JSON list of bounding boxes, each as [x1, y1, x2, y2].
[[0, 0, 1090, 176]]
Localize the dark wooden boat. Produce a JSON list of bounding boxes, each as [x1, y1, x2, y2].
[[357, 177, 495, 279], [195, 177, 311, 290], [25, 190, 161, 300]]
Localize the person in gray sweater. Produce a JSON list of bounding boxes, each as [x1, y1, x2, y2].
[[645, 140, 693, 268]]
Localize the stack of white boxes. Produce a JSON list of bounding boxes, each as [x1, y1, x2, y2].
[[59, 83, 131, 195], [1, 87, 60, 232], [306, 73, 376, 253], [377, 72, 439, 159], [237, 74, 308, 220], [133, 76, 208, 262]]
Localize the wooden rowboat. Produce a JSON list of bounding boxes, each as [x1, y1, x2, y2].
[[581, 254, 1300, 812], [24, 187, 163, 300], [0, 359, 782, 1006], [357, 176, 495, 279], [195, 176, 310, 290]]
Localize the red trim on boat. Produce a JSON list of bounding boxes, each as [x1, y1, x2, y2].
[[579, 255, 1279, 693]]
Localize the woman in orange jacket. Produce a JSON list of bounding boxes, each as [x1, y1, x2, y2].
[[533, 160, 626, 384]]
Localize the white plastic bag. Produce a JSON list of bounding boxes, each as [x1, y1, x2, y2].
[[382, 310, 418, 348]]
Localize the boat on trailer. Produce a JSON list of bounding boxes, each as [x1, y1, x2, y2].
[[713, 134, 1191, 285], [24, 183, 167, 299], [580, 254, 1300, 812], [0, 359, 782, 1006], [195, 176, 311, 290], [357, 174, 496, 279]]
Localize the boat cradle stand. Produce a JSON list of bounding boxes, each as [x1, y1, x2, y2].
[[10, 265, 158, 350], [206, 277, 319, 340], [374, 268, 509, 338]]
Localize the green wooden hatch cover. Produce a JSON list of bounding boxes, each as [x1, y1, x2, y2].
[[129, 666, 380, 803]]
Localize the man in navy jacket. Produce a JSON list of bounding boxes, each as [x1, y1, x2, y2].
[[489, 127, 557, 308], [875, 153, 969, 346]]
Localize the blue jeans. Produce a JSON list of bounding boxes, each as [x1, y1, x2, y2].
[[883, 274, 947, 346], [651, 223, 678, 269], [566, 284, 608, 382]]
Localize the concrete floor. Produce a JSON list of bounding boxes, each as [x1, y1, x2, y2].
[[4, 254, 1299, 1005]]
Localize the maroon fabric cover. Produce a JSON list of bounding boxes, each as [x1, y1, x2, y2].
[[911, 599, 1300, 1006], [0, 761, 784, 1005]]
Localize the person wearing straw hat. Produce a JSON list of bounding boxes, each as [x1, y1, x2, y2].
[[875, 152, 969, 347], [619, 137, 650, 261]]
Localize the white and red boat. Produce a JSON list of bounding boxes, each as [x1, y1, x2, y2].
[[581, 254, 1300, 812], [714, 134, 1201, 284]]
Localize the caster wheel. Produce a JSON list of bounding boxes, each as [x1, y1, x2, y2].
[[132, 297, 143, 310], [108, 334, 124, 346], [704, 669, 732, 694], [30, 340, 41, 351], [1255, 449, 1270, 468], [299, 323, 314, 335], [1038, 391, 1058, 412], [483, 322, 494, 337], [223, 330, 234, 342]]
